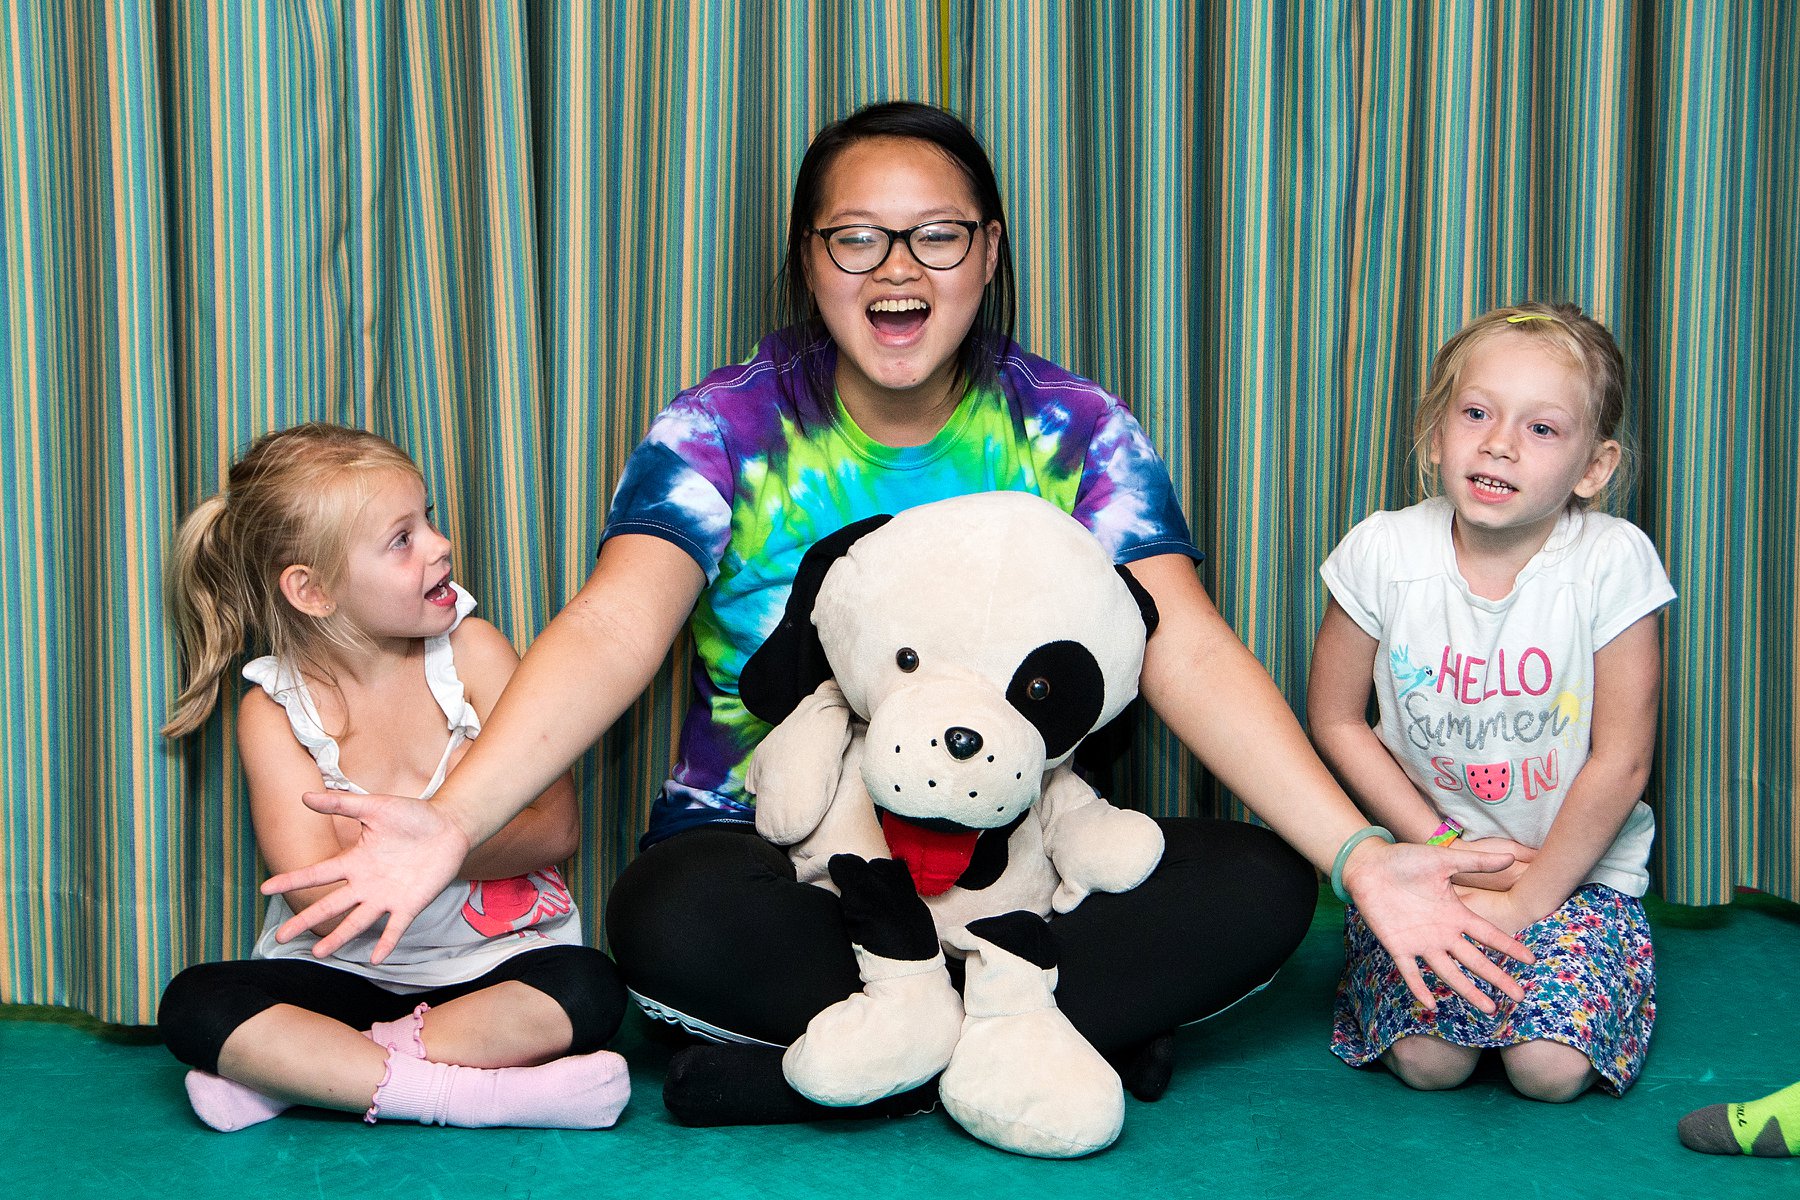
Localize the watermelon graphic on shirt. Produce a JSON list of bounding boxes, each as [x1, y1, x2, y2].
[[1465, 761, 1513, 804]]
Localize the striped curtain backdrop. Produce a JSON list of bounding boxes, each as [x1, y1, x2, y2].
[[0, 1, 1792, 1025]]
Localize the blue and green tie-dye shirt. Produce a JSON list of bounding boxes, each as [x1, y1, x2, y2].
[[603, 335, 1199, 846]]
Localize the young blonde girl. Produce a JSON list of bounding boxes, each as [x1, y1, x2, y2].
[[1308, 302, 1673, 1101], [157, 423, 629, 1131]]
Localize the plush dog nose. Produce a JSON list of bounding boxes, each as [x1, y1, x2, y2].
[[944, 727, 984, 761]]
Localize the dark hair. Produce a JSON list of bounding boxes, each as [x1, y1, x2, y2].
[[774, 101, 1017, 419]]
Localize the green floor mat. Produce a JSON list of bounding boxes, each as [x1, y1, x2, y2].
[[5, 891, 1794, 1199]]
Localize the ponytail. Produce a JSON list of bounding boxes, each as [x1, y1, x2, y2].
[[160, 422, 425, 738], [162, 494, 250, 737]]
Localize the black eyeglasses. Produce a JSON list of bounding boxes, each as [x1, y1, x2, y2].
[[810, 220, 983, 274]]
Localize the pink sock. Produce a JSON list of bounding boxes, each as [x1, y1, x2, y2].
[[366, 1003, 431, 1058], [366, 1047, 631, 1129], [185, 1005, 432, 1133], [185, 1070, 291, 1132]]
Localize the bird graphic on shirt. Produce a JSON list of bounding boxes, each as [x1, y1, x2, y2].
[[1391, 646, 1436, 698]]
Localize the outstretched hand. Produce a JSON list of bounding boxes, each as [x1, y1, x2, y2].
[[1342, 839, 1536, 1015], [261, 790, 471, 963]]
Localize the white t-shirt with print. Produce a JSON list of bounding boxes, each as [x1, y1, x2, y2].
[[1320, 496, 1675, 897]]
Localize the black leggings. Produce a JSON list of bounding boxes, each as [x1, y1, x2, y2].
[[158, 944, 625, 1075], [604, 818, 1316, 1053]]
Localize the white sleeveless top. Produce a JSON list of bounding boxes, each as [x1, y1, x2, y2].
[[248, 584, 582, 991]]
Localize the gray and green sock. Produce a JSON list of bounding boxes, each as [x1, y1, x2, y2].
[[1678, 1080, 1800, 1157]]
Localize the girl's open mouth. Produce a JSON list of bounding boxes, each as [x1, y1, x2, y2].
[[1470, 474, 1517, 499], [425, 578, 454, 605], [868, 297, 929, 341]]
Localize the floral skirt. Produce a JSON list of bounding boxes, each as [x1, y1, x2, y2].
[[1330, 883, 1655, 1095]]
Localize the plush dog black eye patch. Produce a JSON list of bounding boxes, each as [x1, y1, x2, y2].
[[1005, 641, 1103, 759]]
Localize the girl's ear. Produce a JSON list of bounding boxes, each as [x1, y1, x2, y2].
[[278, 564, 335, 619], [981, 220, 1002, 284], [1574, 438, 1623, 499]]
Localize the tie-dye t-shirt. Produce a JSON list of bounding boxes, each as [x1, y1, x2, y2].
[[603, 334, 1199, 846]]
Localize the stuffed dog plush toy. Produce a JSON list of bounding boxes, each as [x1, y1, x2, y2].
[[738, 491, 1165, 1157]]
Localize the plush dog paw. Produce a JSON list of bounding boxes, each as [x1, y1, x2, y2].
[[782, 855, 963, 1107], [828, 854, 943, 961], [782, 941, 962, 1106], [748, 681, 854, 846], [939, 911, 1124, 1158], [1038, 770, 1164, 912]]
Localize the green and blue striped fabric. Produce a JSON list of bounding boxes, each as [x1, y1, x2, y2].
[[0, 1, 1792, 1024]]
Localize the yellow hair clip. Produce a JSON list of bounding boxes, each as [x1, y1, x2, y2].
[[1505, 312, 1554, 325]]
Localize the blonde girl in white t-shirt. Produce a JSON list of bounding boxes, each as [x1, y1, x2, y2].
[[1308, 302, 1674, 1102]]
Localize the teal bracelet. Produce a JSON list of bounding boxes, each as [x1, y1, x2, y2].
[[1330, 825, 1396, 903]]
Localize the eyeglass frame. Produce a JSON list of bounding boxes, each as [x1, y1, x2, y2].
[[808, 219, 986, 274]]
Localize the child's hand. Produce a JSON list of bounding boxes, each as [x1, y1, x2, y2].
[[1455, 885, 1545, 939], [261, 791, 473, 963], [1342, 839, 1535, 1015], [1449, 837, 1537, 891]]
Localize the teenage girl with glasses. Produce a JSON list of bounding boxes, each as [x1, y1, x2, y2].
[[264, 103, 1534, 1125]]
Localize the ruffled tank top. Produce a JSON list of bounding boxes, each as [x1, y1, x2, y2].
[[248, 584, 582, 990]]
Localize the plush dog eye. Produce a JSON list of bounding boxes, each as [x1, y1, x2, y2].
[[1007, 642, 1102, 759], [896, 647, 920, 672]]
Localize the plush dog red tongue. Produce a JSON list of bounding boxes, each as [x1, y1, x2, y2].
[[880, 811, 979, 896]]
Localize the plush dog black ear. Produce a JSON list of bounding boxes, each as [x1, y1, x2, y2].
[[1115, 565, 1160, 637], [739, 514, 893, 725]]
